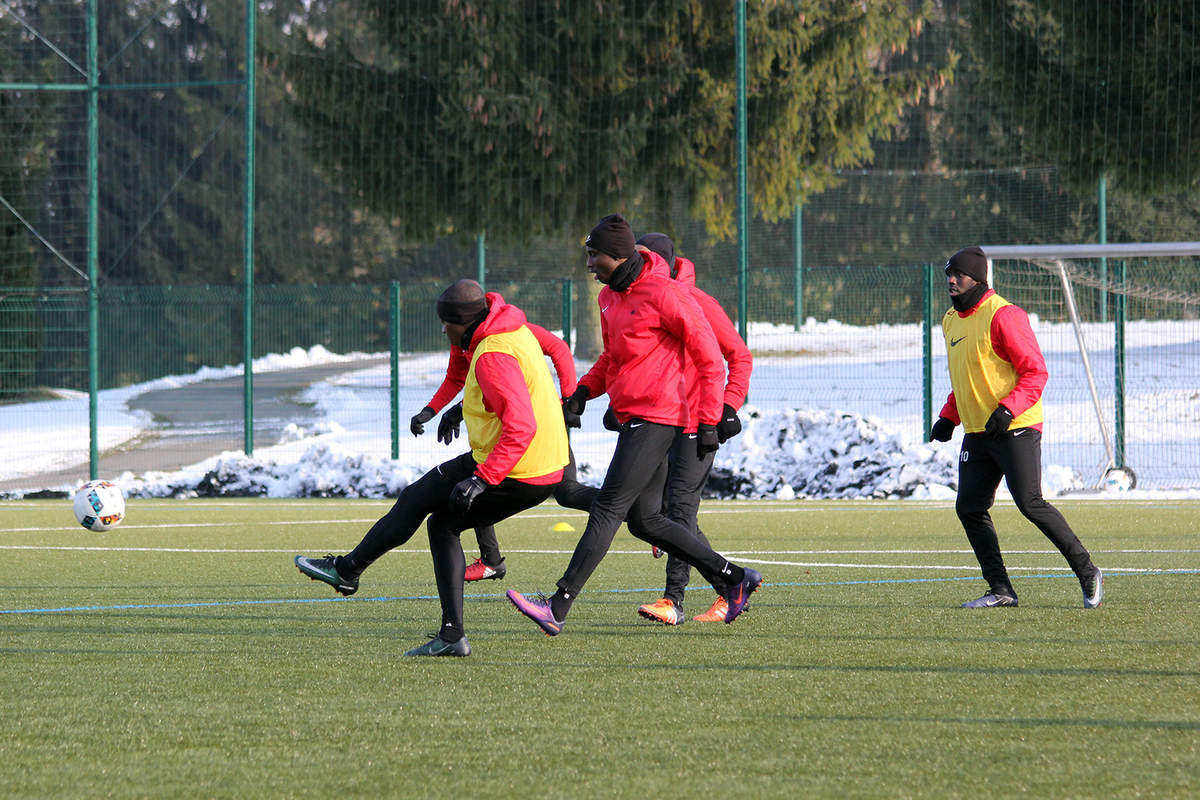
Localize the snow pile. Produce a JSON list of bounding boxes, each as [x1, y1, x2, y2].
[[123, 444, 423, 499], [110, 406, 1085, 501], [708, 407, 962, 500]]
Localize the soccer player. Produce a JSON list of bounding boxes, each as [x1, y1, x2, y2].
[[409, 308, 579, 583], [632, 232, 753, 625], [506, 214, 762, 635], [295, 280, 569, 656], [930, 246, 1103, 609]]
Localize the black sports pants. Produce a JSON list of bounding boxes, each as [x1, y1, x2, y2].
[[551, 429, 726, 605], [346, 451, 554, 638], [470, 446, 593, 565], [659, 430, 722, 605], [556, 421, 733, 599], [956, 428, 1094, 594]]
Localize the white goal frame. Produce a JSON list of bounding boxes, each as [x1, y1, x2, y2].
[[981, 242, 1200, 487]]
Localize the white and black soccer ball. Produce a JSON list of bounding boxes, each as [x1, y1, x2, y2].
[[1101, 467, 1136, 493], [73, 480, 126, 531]]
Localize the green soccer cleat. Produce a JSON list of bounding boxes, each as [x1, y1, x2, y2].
[[295, 554, 359, 596], [404, 635, 471, 657]]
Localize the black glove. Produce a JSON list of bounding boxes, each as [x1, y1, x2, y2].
[[602, 406, 620, 431], [930, 417, 955, 442], [697, 424, 720, 459], [562, 386, 590, 417], [563, 406, 582, 429], [437, 403, 463, 445], [983, 405, 1013, 439], [449, 474, 487, 513], [410, 405, 435, 437], [716, 403, 742, 443]]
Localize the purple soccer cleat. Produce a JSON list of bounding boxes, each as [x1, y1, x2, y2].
[[506, 589, 565, 636], [722, 567, 763, 623]]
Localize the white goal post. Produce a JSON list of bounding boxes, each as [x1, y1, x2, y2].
[[981, 242, 1200, 489]]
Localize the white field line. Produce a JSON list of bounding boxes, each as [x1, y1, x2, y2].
[[0, 544, 1194, 574], [0, 508, 865, 533], [2, 500, 958, 510], [3, 496, 1196, 532], [1, 544, 1197, 555]]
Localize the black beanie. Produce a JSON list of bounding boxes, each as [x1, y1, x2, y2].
[[585, 214, 636, 260], [436, 279, 488, 325], [636, 232, 675, 274], [945, 246, 989, 284]]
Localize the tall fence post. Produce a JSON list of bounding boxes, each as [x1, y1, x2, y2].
[[793, 198, 803, 329], [476, 231, 486, 290], [242, 0, 257, 455], [735, 0, 748, 340], [86, 0, 99, 479], [561, 279, 573, 350], [922, 263, 936, 440], [390, 281, 401, 460], [1098, 171, 1108, 322], [1114, 259, 1127, 467]]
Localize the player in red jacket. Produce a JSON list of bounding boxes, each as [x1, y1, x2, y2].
[[506, 214, 762, 635], [930, 246, 1102, 609], [409, 317, 578, 582], [296, 281, 569, 656], [632, 233, 753, 625]]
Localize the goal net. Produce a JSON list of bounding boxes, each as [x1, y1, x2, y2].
[[981, 243, 1200, 490]]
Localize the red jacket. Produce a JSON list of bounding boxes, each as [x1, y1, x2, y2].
[[428, 320, 576, 411], [462, 294, 567, 485], [579, 250, 724, 428], [646, 252, 752, 430]]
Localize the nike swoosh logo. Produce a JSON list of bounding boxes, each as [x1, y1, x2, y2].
[[950, 336, 966, 347], [1012, 430, 1024, 436], [628, 421, 644, 429]]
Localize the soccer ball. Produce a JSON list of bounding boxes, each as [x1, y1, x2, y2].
[[73, 480, 126, 531], [1101, 467, 1136, 493]]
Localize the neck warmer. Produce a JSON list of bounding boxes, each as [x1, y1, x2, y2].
[[607, 251, 644, 293], [951, 282, 989, 313], [459, 311, 487, 350]]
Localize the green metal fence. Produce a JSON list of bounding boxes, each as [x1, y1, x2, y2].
[[3, 2, 1200, 491], [2, 259, 1198, 490]]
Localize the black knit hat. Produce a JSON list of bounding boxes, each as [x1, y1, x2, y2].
[[436, 279, 488, 325], [945, 246, 989, 284], [585, 214, 635, 260], [636, 232, 675, 274]]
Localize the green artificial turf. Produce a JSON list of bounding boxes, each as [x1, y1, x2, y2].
[[1, 498, 1197, 798]]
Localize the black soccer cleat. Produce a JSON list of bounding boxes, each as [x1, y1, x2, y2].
[[1081, 567, 1104, 609], [960, 591, 1018, 608]]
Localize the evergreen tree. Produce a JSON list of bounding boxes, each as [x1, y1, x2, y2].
[[966, 0, 1200, 195], [279, 0, 952, 245]]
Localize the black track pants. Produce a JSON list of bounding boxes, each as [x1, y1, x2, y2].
[[345, 451, 553, 637], [657, 430, 721, 605], [470, 447, 591, 565], [556, 421, 734, 600], [956, 429, 1095, 593]]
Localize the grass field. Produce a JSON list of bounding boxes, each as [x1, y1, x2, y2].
[[2, 498, 1198, 798]]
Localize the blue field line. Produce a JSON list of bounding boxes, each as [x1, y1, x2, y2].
[[2, 569, 1196, 616]]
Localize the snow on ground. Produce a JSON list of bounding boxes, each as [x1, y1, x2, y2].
[[2, 319, 1198, 500]]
